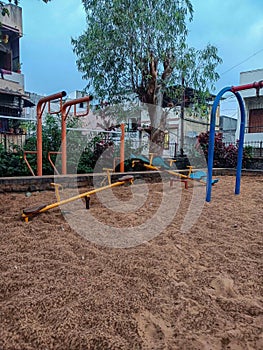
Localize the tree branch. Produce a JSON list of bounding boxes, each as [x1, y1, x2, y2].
[[161, 57, 173, 81]]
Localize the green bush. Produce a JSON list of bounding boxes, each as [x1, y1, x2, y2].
[[196, 131, 252, 168], [0, 115, 119, 176], [0, 144, 31, 177]]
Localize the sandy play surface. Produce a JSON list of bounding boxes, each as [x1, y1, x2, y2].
[[0, 175, 262, 350]]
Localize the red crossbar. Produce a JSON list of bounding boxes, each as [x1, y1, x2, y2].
[[231, 81, 263, 93]]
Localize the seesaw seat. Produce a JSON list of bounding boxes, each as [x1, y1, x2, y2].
[[23, 204, 46, 215], [189, 171, 219, 185], [118, 175, 134, 182]]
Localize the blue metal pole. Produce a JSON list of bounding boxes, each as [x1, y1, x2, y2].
[[234, 91, 246, 194], [206, 87, 232, 202], [206, 87, 246, 202]]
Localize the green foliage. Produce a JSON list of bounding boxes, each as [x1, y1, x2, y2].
[[73, 0, 191, 100], [0, 113, 106, 176], [1, 7, 9, 16], [243, 145, 253, 159], [22, 114, 61, 175], [197, 131, 235, 167], [0, 143, 30, 177], [73, 0, 222, 154], [196, 131, 253, 168], [73, 0, 221, 105], [242, 145, 253, 168]]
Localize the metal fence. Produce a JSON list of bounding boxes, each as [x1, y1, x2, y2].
[[245, 126, 263, 133], [122, 137, 178, 158], [1, 128, 262, 161], [0, 132, 26, 152], [224, 140, 263, 158]]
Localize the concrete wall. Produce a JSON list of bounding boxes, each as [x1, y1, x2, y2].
[[240, 69, 263, 98], [235, 69, 263, 142], [0, 169, 261, 193], [0, 4, 22, 36], [0, 74, 25, 94]]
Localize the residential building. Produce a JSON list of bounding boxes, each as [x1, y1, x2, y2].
[[0, 3, 34, 150], [236, 68, 263, 144], [219, 115, 237, 143]]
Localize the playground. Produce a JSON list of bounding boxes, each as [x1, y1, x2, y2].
[[0, 81, 263, 349], [0, 174, 262, 349]]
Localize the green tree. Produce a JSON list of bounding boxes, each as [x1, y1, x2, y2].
[[72, 0, 222, 153]]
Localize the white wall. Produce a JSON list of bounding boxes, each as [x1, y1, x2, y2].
[[0, 4, 22, 36], [240, 69, 263, 98], [235, 69, 263, 142]]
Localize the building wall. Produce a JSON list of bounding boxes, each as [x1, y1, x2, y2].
[[0, 2, 27, 139], [138, 102, 219, 156], [240, 69, 263, 98], [219, 115, 237, 143], [236, 69, 263, 142], [0, 4, 22, 36]]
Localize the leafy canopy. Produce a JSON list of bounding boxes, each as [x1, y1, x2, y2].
[[72, 0, 222, 105], [73, 0, 194, 100]]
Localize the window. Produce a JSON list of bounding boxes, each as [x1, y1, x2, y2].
[[164, 130, 169, 150], [249, 109, 263, 133], [131, 118, 137, 131], [0, 50, 12, 71]]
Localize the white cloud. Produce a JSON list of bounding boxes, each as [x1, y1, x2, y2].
[[248, 19, 263, 41]]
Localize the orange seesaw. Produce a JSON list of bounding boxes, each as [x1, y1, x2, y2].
[[22, 175, 134, 222]]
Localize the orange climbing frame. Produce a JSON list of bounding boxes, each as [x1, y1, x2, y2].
[[61, 96, 93, 174], [23, 150, 37, 176], [32, 93, 125, 176], [120, 123, 125, 173], [37, 91, 66, 176], [48, 151, 62, 175]]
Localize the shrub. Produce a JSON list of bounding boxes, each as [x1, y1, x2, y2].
[[196, 131, 247, 168]]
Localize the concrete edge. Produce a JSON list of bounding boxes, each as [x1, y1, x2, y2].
[[0, 168, 262, 192]]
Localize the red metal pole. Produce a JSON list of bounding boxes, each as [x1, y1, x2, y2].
[[120, 123, 125, 173], [36, 91, 66, 176], [61, 96, 93, 175], [231, 81, 263, 93]]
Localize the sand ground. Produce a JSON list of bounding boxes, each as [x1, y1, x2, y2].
[[0, 175, 262, 350]]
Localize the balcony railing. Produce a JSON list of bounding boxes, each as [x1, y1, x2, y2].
[[245, 125, 263, 133], [0, 132, 26, 152], [0, 71, 25, 91], [224, 140, 263, 157]]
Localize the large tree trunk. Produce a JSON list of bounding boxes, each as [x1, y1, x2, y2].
[[148, 105, 167, 156], [138, 53, 172, 156]]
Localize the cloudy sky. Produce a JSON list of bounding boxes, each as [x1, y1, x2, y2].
[[20, 0, 263, 116]]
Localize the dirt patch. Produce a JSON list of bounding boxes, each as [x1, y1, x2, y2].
[[0, 175, 262, 349]]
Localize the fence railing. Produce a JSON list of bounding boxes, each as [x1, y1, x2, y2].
[[224, 140, 263, 157], [122, 138, 178, 158], [1, 128, 262, 161], [245, 125, 263, 133], [0, 132, 26, 152]]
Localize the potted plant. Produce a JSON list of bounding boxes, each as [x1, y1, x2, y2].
[[14, 62, 22, 73]]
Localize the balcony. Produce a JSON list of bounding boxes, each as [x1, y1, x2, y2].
[[0, 71, 24, 94], [244, 125, 263, 144]]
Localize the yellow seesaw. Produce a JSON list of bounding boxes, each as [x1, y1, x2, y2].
[[22, 175, 134, 222], [166, 164, 219, 187]]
